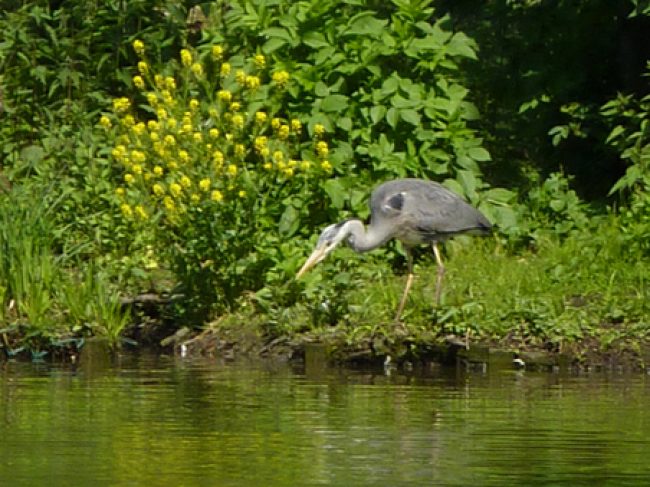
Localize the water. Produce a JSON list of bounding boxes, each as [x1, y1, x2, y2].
[[1, 351, 650, 486]]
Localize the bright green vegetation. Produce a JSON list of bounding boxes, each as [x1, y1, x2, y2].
[[0, 0, 648, 362]]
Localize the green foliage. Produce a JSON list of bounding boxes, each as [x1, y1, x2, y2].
[[203, 0, 516, 224]]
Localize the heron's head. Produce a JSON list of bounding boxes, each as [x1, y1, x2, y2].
[[296, 222, 350, 279]]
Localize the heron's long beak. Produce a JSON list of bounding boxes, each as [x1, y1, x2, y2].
[[296, 246, 329, 279]]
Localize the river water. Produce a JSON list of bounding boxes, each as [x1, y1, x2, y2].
[[1, 350, 649, 486]]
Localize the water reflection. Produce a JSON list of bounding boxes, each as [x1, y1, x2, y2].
[[1, 353, 649, 486]]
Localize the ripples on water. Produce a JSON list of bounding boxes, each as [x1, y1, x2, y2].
[[1, 351, 650, 486]]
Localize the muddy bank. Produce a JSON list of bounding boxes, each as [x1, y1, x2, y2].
[[155, 322, 650, 373]]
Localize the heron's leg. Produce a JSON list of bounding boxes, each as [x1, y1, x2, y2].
[[433, 242, 445, 304], [395, 247, 414, 322]]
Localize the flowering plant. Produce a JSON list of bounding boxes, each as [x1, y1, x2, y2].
[[98, 41, 334, 315]]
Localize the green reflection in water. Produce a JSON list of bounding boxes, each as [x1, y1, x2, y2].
[[1, 354, 649, 486]]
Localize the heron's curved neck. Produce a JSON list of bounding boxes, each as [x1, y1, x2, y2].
[[341, 219, 393, 253]]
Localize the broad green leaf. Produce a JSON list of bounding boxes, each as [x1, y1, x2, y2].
[[370, 105, 386, 125], [400, 109, 421, 126], [468, 147, 491, 161], [321, 94, 349, 112], [386, 107, 399, 128], [263, 38, 287, 53], [302, 31, 329, 48], [345, 12, 387, 36], [323, 178, 347, 209], [279, 205, 301, 237]]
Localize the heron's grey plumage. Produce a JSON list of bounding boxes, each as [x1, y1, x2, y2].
[[296, 178, 492, 321]]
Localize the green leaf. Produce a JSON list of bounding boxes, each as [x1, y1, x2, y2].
[[386, 107, 399, 128], [323, 179, 347, 209], [345, 12, 387, 36], [302, 31, 329, 48], [263, 38, 287, 53], [279, 205, 300, 237], [370, 105, 386, 125], [400, 109, 421, 126], [468, 147, 491, 161], [321, 94, 349, 112], [605, 125, 626, 144]]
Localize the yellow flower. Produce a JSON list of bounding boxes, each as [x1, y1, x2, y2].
[[99, 115, 112, 128], [133, 122, 146, 135], [254, 136, 268, 153], [146, 92, 158, 107], [132, 164, 143, 175], [320, 160, 332, 172], [193, 132, 202, 143], [167, 118, 178, 130], [112, 145, 127, 160], [170, 183, 182, 197], [165, 76, 176, 90], [212, 45, 224, 59], [168, 160, 179, 170], [177, 150, 189, 163], [154, 74, 164, 88], [122, 114, 135, 127], [213, 150, 224, 166], [199, 178, 211, 192], [163, 196, 175, 211], [181, 124, 192, 134], [156, 107, 167, 120], [225, 133, 233, 142], [278, 125, 290, 140], [245, 75, 260, 90], [180, 175, 192, 188], [291, 119, 302, 133], [272, 70, 290, 87], [232, 114, 244, 129], [149, 132, 159, 142], [124, 173, 135, 184], [190, 62, 203, 77], [180, 49, 192, 67], [135, 205, 147, 220], [112, 97, 130, 114], [209, 128, 220, 139], [153, 183, 165, 196], [271, 118, 282, 130], [115, 187, 125, 197], [131, 150, 145, 163], [147, 120, 159, 131], [230, 101, 241, 112], [254, 54, 266, 69], [164, 134, 176, 146], [288, 159, 297, 168], [235, 70, 246, 85], [190, 194, 200, 204], [211, 190, 223, 202], [217, 90, 232, 103], [255, 111, 267, 124], [220, 63, 231, 76], [316, 140, 329, 157], [189, 98, 199, 111], [137, 61, 148, 75], [120, 203, 133, 218], [227, 164, 238, 176], [153, 165, 164, 176], [132, 39, 145, 56], [273, 150, 284, 162], [234, 144, 245, 158], [133, 75, 145, 89], [300, 160, 311, 171], [238, 190, 246, 198], [263, 162, 273, 170], [314, 123, 326, 137], [284, 168, 294, 178]]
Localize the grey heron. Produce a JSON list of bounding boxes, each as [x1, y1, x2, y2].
[[296, 178, 492, 321]]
